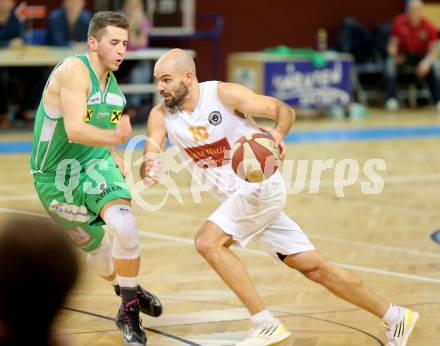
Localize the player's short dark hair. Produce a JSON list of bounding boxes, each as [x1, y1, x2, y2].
[[88, 11, 130, 40]]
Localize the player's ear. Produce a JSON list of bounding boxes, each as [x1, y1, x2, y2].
[[185, 71, 192, 85], [88, 36, 98, 51]]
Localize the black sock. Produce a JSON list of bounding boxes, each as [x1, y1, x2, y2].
[[120, 286, 138, 306]]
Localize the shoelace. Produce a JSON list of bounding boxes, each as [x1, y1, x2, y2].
[[124, 299, 140, 332], [137, 289, 152, 303]]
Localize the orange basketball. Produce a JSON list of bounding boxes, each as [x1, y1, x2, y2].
[[231, 132, 280, 183]]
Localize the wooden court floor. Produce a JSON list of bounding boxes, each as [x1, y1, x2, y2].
[[0, 110, 439, 345]]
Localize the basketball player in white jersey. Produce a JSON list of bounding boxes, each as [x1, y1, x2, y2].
[[141, 49, 418, 346]]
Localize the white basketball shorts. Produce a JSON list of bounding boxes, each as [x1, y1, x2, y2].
[[207, 172, 315, 260]]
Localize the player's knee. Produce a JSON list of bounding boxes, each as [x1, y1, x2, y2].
[[114, 220, 140, 250], [300, 261, 331, 283], [103, 204, 140, 259], [87, 235, 113, 277], [112, 238, 140, 260], [194, 235, 215, 257]]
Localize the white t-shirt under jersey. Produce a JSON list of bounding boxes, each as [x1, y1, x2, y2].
[[164, 80, 264, 200]]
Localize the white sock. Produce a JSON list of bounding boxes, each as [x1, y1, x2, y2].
[[251, 309, 277, 327], [382, 304, 401, 325], [110, 278, 118, 286], [117, 275, 138, 288]]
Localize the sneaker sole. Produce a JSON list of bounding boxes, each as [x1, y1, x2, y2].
[[140, 293, 163, 317], [123, 341, 145, 346], [401, 311, 419, 346], [265, 331, 292, 346]]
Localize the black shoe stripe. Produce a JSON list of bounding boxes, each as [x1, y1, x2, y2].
[[267, 325, 278, 336], [260, 327, 270, 336], [395, 320, 404, 338], [259, 325, 277, 336]]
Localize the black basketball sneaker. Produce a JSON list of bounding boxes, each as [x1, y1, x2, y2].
[[115, 299, 147, 346], [114, 284, 163, 317]]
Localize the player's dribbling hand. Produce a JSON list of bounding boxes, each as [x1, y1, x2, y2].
[[115, 115, 132, 144], [142, 154, 162, 186], [258, 126, 287, 160]]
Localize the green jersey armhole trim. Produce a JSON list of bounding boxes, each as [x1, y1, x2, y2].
[[42, 58, 66, 118], [44, 108, 62, 120]]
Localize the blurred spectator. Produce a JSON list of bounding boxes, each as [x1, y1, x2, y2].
[[0, 216, 79, 345], [385, 0, 440, 111], [120, 0, 152, 121], [0, 0, 23, 48], [124, 0, 150, 51], [47, 0, 92, 47], [0, 0, 24, 128]]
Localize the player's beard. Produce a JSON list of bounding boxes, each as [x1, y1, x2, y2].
[[164, 82, 188, 108]]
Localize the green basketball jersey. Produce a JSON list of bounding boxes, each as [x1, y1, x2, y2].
[[30, 54, 126, 174]]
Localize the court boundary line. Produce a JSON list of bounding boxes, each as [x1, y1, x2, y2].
[[0, 207, 439, 284], [300, 315, 384, 346], [63, 306, 385, 346], [62, 306, 202, 346]]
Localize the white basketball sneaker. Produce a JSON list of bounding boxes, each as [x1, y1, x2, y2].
[[384, 307, 419, 346], [235, 321, 291, 346]]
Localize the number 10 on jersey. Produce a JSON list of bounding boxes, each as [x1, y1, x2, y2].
[[189, 126, 209, 142]]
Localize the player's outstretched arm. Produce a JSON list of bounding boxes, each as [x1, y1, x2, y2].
[[218, 82, 295, 159], [140, 104, 167, 183], [60, 58, 131, 146]]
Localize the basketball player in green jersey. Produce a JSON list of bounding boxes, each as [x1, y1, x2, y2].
[[30, 12, 161, 345]]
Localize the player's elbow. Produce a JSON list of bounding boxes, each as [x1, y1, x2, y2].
[[289, 105, 296, 123]]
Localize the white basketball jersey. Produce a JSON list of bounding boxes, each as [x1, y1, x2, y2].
[[164, 81, 261, 199]]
